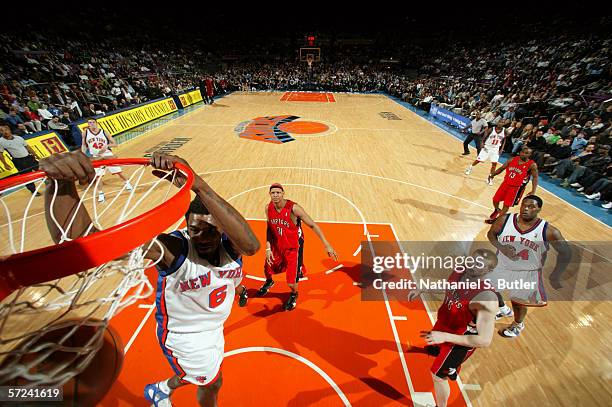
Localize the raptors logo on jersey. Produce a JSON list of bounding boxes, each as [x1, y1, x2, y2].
[[504, 156, 534, 187], [267, 199, 303, 249]]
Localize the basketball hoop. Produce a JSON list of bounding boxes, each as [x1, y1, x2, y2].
[[0, 158, 193, 386]]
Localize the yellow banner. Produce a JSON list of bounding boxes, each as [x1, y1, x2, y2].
[[0, 131, 69, 179], [78, 97, 178, 135], [178, 89, 203, 108]]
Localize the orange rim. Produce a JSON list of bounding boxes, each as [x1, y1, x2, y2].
[[0, 158, 193, 301]]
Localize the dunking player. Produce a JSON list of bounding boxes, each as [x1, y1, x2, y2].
[[408, 249, 499, 407], [487, 195, 570, 338], [255, 183, 338, 310], [81, 118, 132, 203], [38, 151, 260, 407], [464, 121, 507, 185], [485, 147, 538, 224]]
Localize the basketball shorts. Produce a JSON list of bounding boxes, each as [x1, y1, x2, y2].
[[493, 183, 523, 207], [486, 266, 547, 307], [430, 340, 476, 380], [264, 242, 306, 284], [476, 147, 500, 163], [92, 150, 123, 176], [157, 326, 224, 386]]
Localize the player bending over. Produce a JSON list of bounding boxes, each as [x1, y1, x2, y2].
[[408, 249, 499, 407]]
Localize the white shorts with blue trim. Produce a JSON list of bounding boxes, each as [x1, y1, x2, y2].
[[160, 327, 224, 385]]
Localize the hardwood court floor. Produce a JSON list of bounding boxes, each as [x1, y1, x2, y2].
[[3, 92, 611, 406]]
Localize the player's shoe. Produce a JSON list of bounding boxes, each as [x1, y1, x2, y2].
[[257, 279, 275, 296], [603, 202, 612, 209], [499, 322, 525, 338], [97, 191, 105, 203], [125, 182, 133, 191], [238, 286, 248, 307], [486, 176, 494, 186], [495, 305, 514, 320], [144, 382, 172, 407], [284, 291, 298, 311], [464, 166, 473, 175]]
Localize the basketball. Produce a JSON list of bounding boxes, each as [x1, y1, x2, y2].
[[62, 324, 124, 406], [0, 322, 124, 406]]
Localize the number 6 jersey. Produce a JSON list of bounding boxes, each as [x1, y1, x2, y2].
[[496, 214, 549, 271], [155, 230, 244, 333]]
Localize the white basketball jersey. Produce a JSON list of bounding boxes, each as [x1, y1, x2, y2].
[[84, 128, 109, 156], [155, 230, 243, 333], [485, 128, 505, 150], [497, 214, 549, 271]]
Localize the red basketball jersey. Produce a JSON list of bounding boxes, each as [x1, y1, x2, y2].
[[503, 156, 534, 187], [267, 200, 302, 250], [433, 270, 492, 335]]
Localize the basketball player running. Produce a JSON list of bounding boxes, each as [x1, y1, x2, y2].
[[485, 147, 538, 224], [256, 183, 338, 310], [38, 151, 260, 407], [465, 121, 507, 185], [408, 249, 499, 407], [487, 195, 570, 338], [81, 118, 132, 203]]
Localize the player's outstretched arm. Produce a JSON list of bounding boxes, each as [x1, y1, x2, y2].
[[150, 152, 260, 256], [292, 204, 338, 261], [490, 160, 509, 177], [40, 150, 96, 243], [547, 225, 571, 289]]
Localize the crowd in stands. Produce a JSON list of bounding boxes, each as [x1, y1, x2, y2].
[[1, 26, 610, 209]]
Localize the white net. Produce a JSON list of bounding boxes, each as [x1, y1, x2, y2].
[[0, 162, 186, 387]]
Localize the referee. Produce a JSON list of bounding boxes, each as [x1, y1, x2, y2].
[[0, 125, 41, 195], [462, 111, 489, 156]]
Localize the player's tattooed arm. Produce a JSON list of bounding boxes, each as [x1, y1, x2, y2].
[[547, 225, 571, 289], [145, 233, 184, 269], [150, 153, 260, 256], [292, 204, 338, 261]]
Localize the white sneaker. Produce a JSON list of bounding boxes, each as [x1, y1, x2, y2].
[[486, 176, 493, 186], [586, 192, 601, 200], [144, 382, 172, 407], [464, 166, 473, 175], [98, 191, 105, 203], [570, 182, 582, 188], [577, 187, 585, 192], [500, 322, 524, 338], [125, 182, 133, 191], [496, 305, 513, 320], [603, 202, 612, 209]]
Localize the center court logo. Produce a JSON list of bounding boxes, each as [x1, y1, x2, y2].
[[234, 115, 330, 144]]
